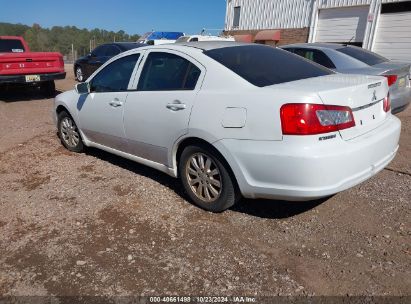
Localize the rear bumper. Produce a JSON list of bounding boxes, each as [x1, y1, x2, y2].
[[391, 86, 411, 114], [214, 116, 401, 201], [0, 72, 66, 84]]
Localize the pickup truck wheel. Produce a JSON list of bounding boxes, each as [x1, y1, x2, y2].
[[58, 111, 84, 153], [75, 66, 84, 82], [179, 145, 239, 212], [40, 81, 55, 97]]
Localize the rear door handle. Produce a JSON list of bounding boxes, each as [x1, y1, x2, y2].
[[109, 99, 123, 108], [166, 100, 186, 111]]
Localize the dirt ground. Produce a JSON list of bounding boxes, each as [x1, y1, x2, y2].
[[0, 65, 410, 299]]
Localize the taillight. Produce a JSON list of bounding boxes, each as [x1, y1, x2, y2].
[[384, 75, 397, 87], [383, 94, 391, 112], [280, 103, 355, 135], [58, 57, 64, 67]]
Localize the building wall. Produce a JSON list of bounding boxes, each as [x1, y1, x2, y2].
[[225, 0, 408, 32], [225, 28, 310, 46], [225, 0, 315, 31]]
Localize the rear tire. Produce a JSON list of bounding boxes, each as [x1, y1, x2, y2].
[[179, 145, 239, 212], [57, 111, 84, 153]]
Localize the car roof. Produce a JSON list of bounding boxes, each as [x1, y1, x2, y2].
[[282, 43, 347, 50], [124, 41, 283, 56], [174, 41, 253, 50]]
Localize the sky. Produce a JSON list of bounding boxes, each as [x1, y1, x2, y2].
[[0, 0, 227, 35]]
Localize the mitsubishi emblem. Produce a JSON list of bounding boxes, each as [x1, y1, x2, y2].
[[372, 90, 377, 102]]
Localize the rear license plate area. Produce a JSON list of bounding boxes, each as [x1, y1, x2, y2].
[[398, 77, 406, 88], [25, 75, 40, 82]]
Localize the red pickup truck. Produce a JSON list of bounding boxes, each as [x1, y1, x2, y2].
[[0, 36, 66, 96]]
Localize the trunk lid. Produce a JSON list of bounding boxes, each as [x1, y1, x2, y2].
[[274, 74, 390, 141], [316, 74, 389, 141], [373, 62, 411, 91], [0, 52, 64, 75]]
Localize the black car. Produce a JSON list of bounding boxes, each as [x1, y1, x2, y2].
[[74, 42, 146, 82]]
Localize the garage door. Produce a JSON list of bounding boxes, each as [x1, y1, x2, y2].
[[373, 2, 411, 62], [315, 6, 370, 44]]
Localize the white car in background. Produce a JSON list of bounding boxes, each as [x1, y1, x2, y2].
[[175, 35, 235, 43], [53, 42, 401, 212]]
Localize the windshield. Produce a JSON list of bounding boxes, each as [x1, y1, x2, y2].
[[0, 39, 25, 53], [337, 46, 388, 66], [204, 45, 333, 87], [118, 43, 143, 51], [176, 36, 191, 43]]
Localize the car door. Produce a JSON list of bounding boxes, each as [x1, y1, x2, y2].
[[77, 53, 141, 150], [123, 50, 205, 166]]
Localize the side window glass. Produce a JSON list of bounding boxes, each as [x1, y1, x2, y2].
[[137, 52, 201, 91], [294, 48, 310, 60], [190, 37, 199, 42], [90, 54, 140, 93], [105, 45, 121, 57], [312, 50, 336, 69], [92, 46, 106, 57]]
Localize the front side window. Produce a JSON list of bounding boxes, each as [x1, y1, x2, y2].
[[90, 54, 140, 92], [0, 39, 25, 53], [204, 45, 333, 87], [336, 46, 388, 66], [137, 52, 201, 91]]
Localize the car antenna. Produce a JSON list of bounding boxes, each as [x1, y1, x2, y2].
[[343, 36, 355, 46]]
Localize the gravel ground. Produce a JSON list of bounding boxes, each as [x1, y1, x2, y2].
[[0, 65, 410, 298]]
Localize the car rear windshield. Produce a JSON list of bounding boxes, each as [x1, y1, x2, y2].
[[204, 45, 333, 87], [0, 39, 25, 53], [336, 46, 388, 66]]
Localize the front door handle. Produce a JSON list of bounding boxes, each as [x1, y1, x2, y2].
[[166, 100, 186, 111], [109, 99, 123, 108]]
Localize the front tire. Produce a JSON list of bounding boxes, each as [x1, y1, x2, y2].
[[58, 111, 84, 152], [179, 145, 239, 212]]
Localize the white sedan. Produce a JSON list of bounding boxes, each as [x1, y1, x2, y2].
[[53, 42, 401, 212]]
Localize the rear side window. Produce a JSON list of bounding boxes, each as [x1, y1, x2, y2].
[[293, 48, 336, 69], [137, 52, 201, 91], [0, 39, 25, 53], [337, 46, 388, 66], [204, 45, 333, 87], [90, 54, 140, 92]]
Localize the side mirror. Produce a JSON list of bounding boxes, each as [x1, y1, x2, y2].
[[87, 53, 92, 57], [75, 82, 90, 94]]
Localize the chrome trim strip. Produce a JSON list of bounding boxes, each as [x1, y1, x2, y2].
[[352, 99, 383, 112]]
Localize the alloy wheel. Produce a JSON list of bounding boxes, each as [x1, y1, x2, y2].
[[185, 152, 222, 203], [60, 117, 80, 148]]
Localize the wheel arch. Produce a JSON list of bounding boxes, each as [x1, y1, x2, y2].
[[56, 105, 69, 115], [174, 137, 240, 192]]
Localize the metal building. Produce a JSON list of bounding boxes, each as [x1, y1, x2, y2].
[[225, 0, 411, 62]]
